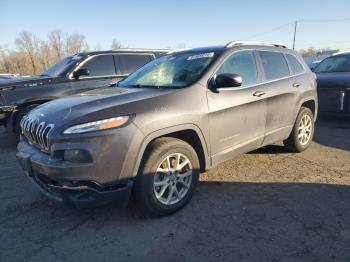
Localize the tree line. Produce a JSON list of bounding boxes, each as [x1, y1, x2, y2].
[[1, 30, 338, 75], [0, 30, 123, 75]]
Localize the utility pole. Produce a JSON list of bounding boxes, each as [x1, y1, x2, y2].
[[292, 20, 298, 50]]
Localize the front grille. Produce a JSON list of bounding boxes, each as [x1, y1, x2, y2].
[[20, 115, 54, 152]]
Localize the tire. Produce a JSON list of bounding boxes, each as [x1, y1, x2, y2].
[[134, 137, 200, 216], [14, 105, 39, 136], [284, 107, 314, 152]]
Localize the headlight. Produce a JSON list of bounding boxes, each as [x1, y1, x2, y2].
[[63, 116, 130, 134]]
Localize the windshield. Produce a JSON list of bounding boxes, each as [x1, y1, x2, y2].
[[41, 54, 84, 77], [118, 51, 220, 88], [315, 55, 350, 73]]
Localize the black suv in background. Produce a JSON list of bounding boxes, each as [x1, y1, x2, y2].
[[0, 49, 169, 135], [314, 52, 350, 116]]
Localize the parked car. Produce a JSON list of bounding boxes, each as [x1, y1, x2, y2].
[[309, 60, 321, 71], [314, 52, 350, 116], [0, 49, 169, 135], [0, 73, 19, 79], [17, 41, 318, 216]]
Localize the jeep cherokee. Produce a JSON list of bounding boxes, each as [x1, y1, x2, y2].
[[16, 41, 318, 216]]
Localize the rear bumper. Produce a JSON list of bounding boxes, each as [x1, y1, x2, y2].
[[16, 139, 134, 208]]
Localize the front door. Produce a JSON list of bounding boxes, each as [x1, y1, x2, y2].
[[207, 51, 267, 165], [70, 54, 121, 95]]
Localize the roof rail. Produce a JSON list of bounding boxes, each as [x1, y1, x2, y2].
[[225, 41, 287, 49], [110, 48, 172, 52], [167, 48, 190, 54]]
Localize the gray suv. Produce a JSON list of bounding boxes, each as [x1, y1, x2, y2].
[[17, 41, 318, 216]]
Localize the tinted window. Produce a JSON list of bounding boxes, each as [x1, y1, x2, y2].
[[315, 55, 350, 73], [116, 54, 153, 75], [286, 54, 304, 74], [82, 55, 116, 77], [259, 51, 290, 80], [217, 51, 258, 87]]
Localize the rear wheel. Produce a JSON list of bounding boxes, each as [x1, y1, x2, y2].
[[284, 107, 314, 152], [134, 137, 200, 216]]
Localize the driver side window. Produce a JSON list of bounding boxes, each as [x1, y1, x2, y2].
[[81, 55, 116, 77], [217, 51, 258, 87]]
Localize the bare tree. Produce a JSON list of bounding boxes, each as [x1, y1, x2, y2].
[[94, 43, 102, 51], [15, 31, 40, 74], [65, 33, 87, 55], [48, 30, 65, 60], [38, 41, 52, 72], [111, 39, 123, 50]]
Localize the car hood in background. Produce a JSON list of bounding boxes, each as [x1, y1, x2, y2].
[[0, 75, 56, 89]]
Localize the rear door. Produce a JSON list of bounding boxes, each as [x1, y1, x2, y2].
[[257, 51, 301, 144], [114, 54, 154, 77], [315, 55, 350, 114], [207, 50, 267, 164]]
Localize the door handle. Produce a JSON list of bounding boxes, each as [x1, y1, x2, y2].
[[293, 82, 301, 88], [253, 91, 266, 97]]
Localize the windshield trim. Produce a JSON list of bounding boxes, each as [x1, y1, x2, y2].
[[117, 51, 222, 89]]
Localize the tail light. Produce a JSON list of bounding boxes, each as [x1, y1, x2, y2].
[[312, 72, 317, 80]]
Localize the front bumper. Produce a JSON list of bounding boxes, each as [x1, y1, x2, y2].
[[16, 138, 135, 208]]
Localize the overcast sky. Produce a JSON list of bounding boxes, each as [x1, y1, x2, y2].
[[1, 0, 350, 50]]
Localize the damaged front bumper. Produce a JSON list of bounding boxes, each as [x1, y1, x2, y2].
[[16, 140, 133, 208]]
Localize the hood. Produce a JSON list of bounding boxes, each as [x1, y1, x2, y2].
[[27, 87, 175, 129], [316, 72, 350, 89], [0, 75, 54, 89]]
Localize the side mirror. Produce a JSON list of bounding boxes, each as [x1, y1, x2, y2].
[[210, 73, 242, 89], [73, 68, 90, 79]]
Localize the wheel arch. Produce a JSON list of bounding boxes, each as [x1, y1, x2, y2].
[[132, 124, 210, 177], [9, 98, 54, 132], [296, 97, 318, 122]]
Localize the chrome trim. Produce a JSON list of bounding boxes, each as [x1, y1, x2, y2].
[[20, 115, 55, 152], [69, 53, 158, 80], [340, 91, 345, 111], [226, 41, 287, 48]]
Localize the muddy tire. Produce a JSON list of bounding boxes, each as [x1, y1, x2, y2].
[[134, 137, 200, 216], [284, 107, 314, 152]]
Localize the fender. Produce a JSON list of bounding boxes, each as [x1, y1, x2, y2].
[[295, 95, 318, 123], [132, 123, 211, 177]]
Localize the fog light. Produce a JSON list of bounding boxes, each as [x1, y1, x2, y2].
[[64, 149, 92, 164]]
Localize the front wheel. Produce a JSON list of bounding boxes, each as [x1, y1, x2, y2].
[[284, 107, 314, 152], [134, 137, 200, 216]]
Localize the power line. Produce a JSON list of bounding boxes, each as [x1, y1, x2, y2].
[[244, 22, 294, 40], [299, 18, 350, 23], [297, 40, 350, 47]]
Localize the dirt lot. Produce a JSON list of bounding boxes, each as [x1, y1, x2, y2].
[[1, 117, 349, 262]]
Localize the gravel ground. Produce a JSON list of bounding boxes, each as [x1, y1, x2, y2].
[[0, 117, 349, 262]]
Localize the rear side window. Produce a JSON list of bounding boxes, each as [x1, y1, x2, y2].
[[115, 54, 153, 75], [217, 51, 258, 87], [82, 55, 116, 77], [285, 54, 304, 74], [259, 51, 290, 81]]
